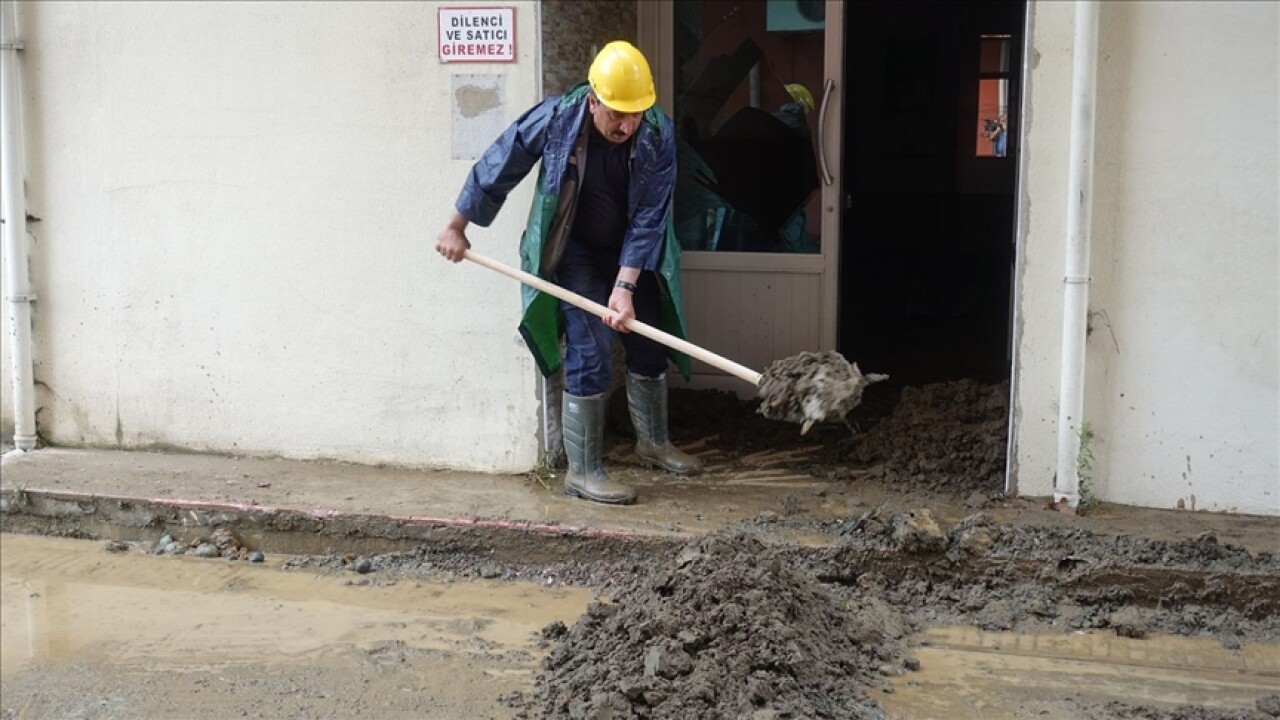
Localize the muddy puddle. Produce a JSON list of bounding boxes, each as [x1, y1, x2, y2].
[[881, 625, 1280, 720], [1, 533, 593, 719]]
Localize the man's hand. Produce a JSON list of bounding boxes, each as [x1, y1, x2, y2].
[[606, 286, 636, 332], [435, 213, 471, 263]]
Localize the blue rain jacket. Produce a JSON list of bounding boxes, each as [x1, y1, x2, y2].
[[454, 82, 691, 379]]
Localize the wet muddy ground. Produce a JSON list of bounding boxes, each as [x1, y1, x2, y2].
[[4, 378, 1278, 718], [5, 526, 1277, 720]]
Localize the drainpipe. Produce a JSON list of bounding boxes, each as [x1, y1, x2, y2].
[[1, 0, 36, 451], [1054, 0, 1100, 508]]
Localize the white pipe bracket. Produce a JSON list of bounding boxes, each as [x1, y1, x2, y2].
[[5, 292, 36, 301], [0, 41, 22, 50], [1063, 276, 1093, 284]]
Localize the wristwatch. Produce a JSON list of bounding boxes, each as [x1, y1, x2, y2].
[[614, 280, 638, 293]]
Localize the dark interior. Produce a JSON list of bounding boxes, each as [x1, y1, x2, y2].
[[838, 0, 1027, 387]]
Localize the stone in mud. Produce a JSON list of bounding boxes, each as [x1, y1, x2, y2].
[[353, 557, 373, 574], [954, 526, 994, 555], [103, 540, 129, 553], [1109, 607, 1148, 639], [248, 551, 265, 563], [675, 629, 704, 653], [948, 512, 996, 556], [1195, 531, 1219, 546], [891, 509, 944, 553], [675, 546, 701, 567], [643, 644, 693, 680], [153, 535, 174, 555], [193, 543, 220, 558], [211, 527, 242, 553]]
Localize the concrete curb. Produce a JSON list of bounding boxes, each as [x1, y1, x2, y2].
[[0, 487, 688, 561]]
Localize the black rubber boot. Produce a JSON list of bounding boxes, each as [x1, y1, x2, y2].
[[562, 392, 636, 505], [626, 374, 703, 475]]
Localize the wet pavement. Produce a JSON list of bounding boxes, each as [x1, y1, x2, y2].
[[4, 448, 1277, 555]]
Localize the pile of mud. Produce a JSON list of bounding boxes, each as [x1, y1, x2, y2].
[[628, 378, 1009, 495], [823, 378, 1010, 492], [831, 512, 1280, 642], [845, 511, 1278, 574], [520, 531, 903, 720]]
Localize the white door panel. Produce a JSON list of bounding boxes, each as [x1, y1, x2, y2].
[[640, 0, 844, 394]]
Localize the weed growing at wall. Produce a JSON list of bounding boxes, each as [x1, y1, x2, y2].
[[1077, 421, 1100, 512]]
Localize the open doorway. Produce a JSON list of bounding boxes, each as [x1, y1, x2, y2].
[[623, 0, 1023, 506], [838, 0, 1026, 388]]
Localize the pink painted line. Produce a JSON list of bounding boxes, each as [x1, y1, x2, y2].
[[156, 497, 282, 514], [9, 488, 673, 542]]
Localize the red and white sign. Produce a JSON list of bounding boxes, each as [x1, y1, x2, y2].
[[438, 7, 516, 63]]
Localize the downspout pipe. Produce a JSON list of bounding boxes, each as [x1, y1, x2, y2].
[[1, 0, 36, 451], [1054, 0, 1100, 507]]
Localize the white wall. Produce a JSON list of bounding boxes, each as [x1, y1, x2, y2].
[[1013, 1, 1279, 514], [12, 1, 544, 472], [0, 247, 11, 444]]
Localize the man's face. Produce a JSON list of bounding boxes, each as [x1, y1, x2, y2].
[[588, 94, 643, 143]]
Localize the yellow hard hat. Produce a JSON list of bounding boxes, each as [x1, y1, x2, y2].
[[785, 83, 816, 115], [588, 41, 657, 113]]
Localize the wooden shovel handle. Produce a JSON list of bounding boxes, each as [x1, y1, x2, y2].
[[463, 249, 762, 386]]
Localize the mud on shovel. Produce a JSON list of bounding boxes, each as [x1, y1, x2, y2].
[[464, 249, 888, 434]]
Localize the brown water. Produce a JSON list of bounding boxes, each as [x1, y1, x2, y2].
[[880, 625, 1280, 720], [1, 533, 594, 719]]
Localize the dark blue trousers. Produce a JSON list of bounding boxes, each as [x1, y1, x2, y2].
[[556, 242, 667, 397]]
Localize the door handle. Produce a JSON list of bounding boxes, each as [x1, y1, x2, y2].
[[818, 78, 835, 186]]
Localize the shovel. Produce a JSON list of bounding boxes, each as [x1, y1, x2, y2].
[[463, 249, 887, 433]]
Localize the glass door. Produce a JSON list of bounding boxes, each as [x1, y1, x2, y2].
[[669, 0, 826, 255], [641, 0, 843, 391]]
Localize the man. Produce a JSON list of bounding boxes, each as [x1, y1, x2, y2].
[[435, 41, 703, 505], [775, 82, 815, 139], [983, 114, 1007, 157]]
